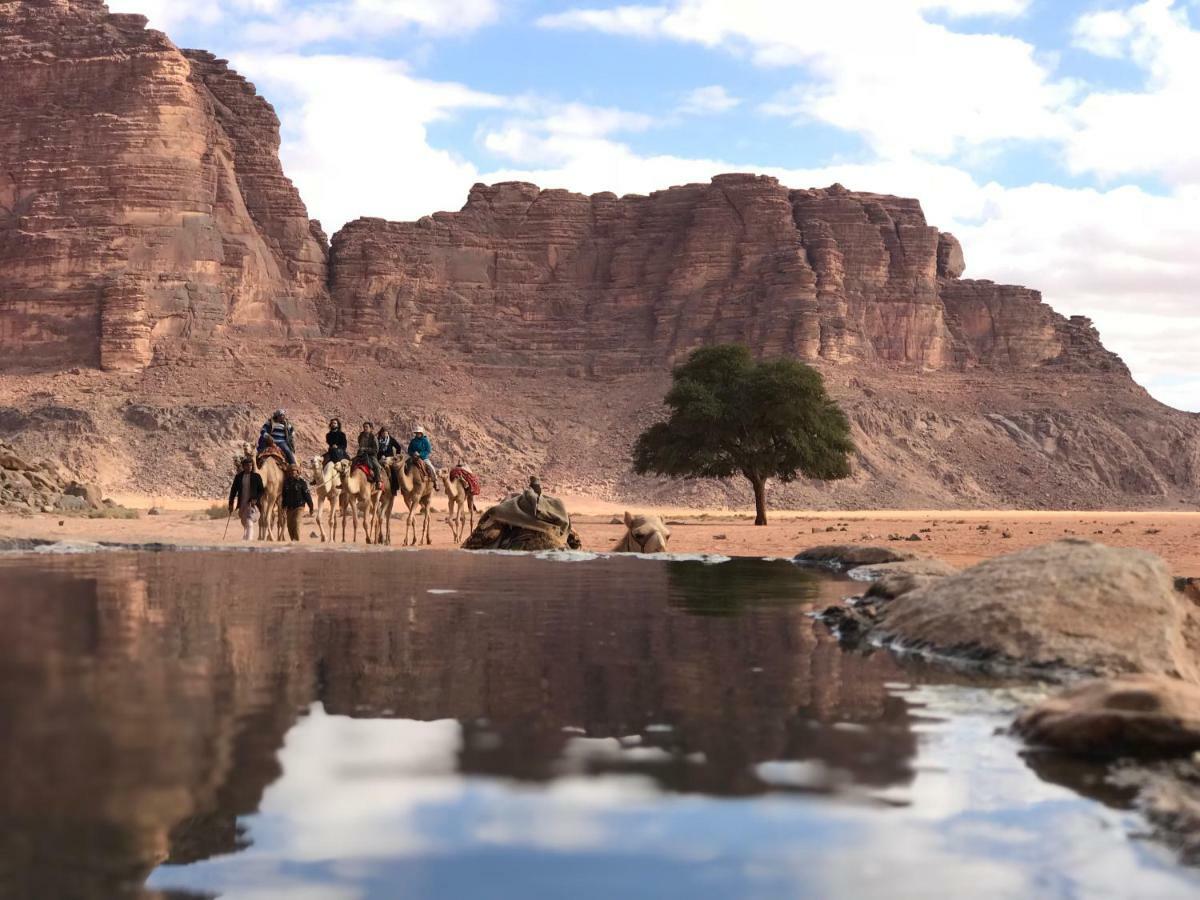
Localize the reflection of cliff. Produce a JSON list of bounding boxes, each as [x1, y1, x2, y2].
[[0, 551, 919, 896]]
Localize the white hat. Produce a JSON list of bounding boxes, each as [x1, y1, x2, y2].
[[414, 426, 426, 434]]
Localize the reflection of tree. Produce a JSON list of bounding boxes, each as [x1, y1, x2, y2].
[[0, 551, 922, 896], [665, 557, 825, 616]]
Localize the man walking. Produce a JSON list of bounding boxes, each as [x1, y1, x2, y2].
[[282, 464, 314, 542], [227, 456, 264, 541]]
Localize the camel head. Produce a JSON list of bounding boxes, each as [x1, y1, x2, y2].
[[621, 511, 671, 553]]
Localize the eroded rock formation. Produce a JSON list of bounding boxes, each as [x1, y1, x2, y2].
[[0, 0, 328, 371], [331, 177, 1124, 374]]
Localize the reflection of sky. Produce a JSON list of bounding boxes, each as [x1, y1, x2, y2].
[[149, 700, 1200, 900]]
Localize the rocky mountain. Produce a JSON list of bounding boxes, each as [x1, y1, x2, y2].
[[0, 0, 328, 371], [332, 178, 1123, 376], [0, 0, 1195, 510]]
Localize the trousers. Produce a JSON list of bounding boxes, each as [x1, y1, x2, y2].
[[286, 507, 303, 541]]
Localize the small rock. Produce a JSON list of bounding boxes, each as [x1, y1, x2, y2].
[[147, 507, 162, 516], [1001, 530, 1013, 539], [712, 533, 727, 541], [904, 533, 922, 542]]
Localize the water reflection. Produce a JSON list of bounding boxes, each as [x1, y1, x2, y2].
[[0, 550, 1196, 899]]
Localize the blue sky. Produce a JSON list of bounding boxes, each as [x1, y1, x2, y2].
[[111, 0, 1200, 410]]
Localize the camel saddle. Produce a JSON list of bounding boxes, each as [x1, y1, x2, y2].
[[257, 445, 287, 469], [450, 466, 481, 496]]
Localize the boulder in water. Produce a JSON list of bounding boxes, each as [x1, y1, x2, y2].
[[1016, 676, 1200, 758], [876, 540, 1200, 681], [794, 545, 916, 569]]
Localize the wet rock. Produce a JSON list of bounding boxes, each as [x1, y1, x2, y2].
[[794, 545, 916, 569], [876, 540, 1200, 681], [848, 558, 959, 600], [1016, 676, 1200, 758]]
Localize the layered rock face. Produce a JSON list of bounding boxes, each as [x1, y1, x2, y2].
[[0, 0, 328, 370], [331, 176, 1123, 374]]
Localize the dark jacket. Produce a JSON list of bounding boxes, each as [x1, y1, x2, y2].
[[228, 471, 265, 508], [407, 434, 432, 459], [326, 429, 348, 462], [357, 430, 379, 457], [282, 476, 314, 512], [378, 435, 399, 459]]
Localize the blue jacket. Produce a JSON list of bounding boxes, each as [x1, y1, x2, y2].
[[407, 435, 431, 459]]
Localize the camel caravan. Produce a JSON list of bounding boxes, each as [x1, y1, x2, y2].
[[226, 410, 671, 554]]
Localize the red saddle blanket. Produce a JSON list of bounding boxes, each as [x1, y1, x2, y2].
[[450, 467, 481, 496], [354, 461, 374, 481]]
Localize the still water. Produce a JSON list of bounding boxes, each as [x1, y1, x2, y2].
[[0, 548, 1196, 899]]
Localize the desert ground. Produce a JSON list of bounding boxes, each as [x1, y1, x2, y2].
[[2, 496, 1197, 573]]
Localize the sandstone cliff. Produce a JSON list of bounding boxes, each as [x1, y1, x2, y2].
[[331, 176, 1123, 375], [0, 0, 328, 371]]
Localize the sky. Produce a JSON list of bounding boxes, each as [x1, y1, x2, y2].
[[109, 0, 1200, 411]]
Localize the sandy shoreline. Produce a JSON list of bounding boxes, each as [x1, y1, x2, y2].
[[1, 502, 1198, 573]]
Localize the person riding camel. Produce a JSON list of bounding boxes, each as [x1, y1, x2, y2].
[[356, 420, 382, 488], [325, 418, 348, 465], [282, 464, 315, 542], [407, 426, 436, 484], [259, 409, 296, 465], [378, 426, 400, 492], [227, 456, 264, 541]]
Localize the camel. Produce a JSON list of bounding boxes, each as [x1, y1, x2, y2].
[[338, 458, 380, 543], [439, 466, 478, 544], [374, 460, 400, 545], [462, 480, 581, 552], [394, 457, 436, 546], [306, 455, 346, 543], [241, 441, 286, 541], [612, 512, 671, 553]]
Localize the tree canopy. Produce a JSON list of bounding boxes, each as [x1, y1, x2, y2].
[[633, 345, 855, 525]]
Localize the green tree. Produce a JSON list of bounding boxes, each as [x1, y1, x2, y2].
[[633, 345, 855, 526]]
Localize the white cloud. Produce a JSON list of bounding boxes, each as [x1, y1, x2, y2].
[[680, 85, 740, 114], [1067, 1, 1200, 185], [1072, 8, 1136, 57], [539, 1, 1072, 159], [233, 53, 504, 228], [114, 0, 501, 45], [241, 0, 502, 46]]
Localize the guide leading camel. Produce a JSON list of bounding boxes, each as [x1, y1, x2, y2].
[[227, 457, 264, 541]]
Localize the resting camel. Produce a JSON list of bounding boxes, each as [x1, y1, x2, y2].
[[395, 457, 436, 546], [339, 458, 380, 543], [439, 467, 478, 543], [241, 441, 286, 541], [612, 512, 671, 553], [307, 455, 346, 543]]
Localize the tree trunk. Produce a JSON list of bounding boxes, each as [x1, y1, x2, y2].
[[750, 476, 768, 526]]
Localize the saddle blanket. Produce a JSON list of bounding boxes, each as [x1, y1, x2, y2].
[[354, 461, 374, 481], [450, 467, 481, 496], [257, 446, 287, 468]]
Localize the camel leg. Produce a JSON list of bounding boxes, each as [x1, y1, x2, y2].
[[423, 501, 432, 545]]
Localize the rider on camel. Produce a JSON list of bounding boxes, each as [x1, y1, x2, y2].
[[325, 418, 348, 464], [356, 420, 382, 488], [407, 426, 436, 483], [259, 409, 296, 465]]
